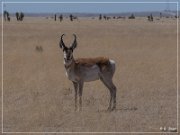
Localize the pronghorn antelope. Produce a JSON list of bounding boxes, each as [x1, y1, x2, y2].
[[59, 34, 117, 111]]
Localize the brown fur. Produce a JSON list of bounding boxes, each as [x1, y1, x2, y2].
[[75, 57, 110, 67]]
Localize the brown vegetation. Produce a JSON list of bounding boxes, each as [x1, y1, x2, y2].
[[1, 17, 179, 133]]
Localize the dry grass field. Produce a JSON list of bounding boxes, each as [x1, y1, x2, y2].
[[1, 17, 179, 134]]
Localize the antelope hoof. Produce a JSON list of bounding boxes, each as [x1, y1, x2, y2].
[[107, 107, 112, 112], [111, 106, 116, 111], [107, 107, 116, 112]]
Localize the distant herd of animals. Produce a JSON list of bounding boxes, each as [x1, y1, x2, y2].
[[3, 10, 179, 22], [4, 10, 24, 22]]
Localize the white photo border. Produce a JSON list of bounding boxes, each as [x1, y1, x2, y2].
[[1, 1, 179, 134]]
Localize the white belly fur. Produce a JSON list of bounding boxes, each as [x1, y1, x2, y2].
[[83, 65, 100, 82], [65, 64, 100, 82]]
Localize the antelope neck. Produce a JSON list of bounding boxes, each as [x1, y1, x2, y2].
[[64, 57, 74, 69]]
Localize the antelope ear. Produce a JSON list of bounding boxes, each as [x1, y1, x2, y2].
[[70, 34, 77, 50], [59, 34, 66, 49]]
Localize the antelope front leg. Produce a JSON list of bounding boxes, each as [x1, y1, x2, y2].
[[73, 81, 78, 111], [78, 81, 84, 111]]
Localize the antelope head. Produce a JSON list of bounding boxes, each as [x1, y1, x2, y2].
[[59, 34, 77, 63]]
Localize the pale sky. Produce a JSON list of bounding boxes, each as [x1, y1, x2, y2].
[[0, 0, 179, 13]]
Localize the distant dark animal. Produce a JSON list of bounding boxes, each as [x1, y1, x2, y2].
[[4, 10, 10, 22], [36, 46, 43, 52], [148, 14, 153, 22], [129, 14, 135, 19]]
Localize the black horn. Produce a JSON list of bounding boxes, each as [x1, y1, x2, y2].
[[70, 34, 77, 50], [59, 34, 66, 49]]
